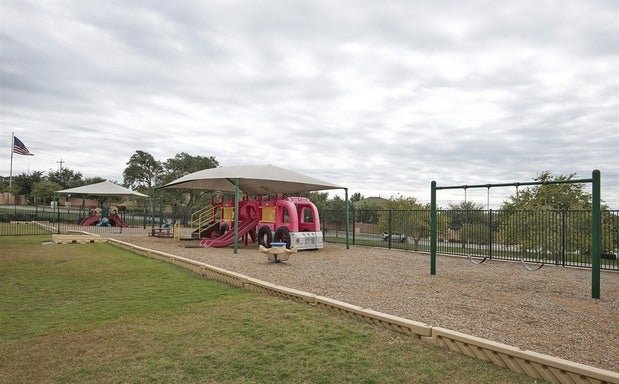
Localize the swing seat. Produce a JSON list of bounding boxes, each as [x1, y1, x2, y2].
[[467, 254, 487, 265], [520, 258, 545, 271]]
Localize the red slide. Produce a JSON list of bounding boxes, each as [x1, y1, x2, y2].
[[80, 215, 101, 226], [108, 214, 129, 227], [201, 218, 259, 248]]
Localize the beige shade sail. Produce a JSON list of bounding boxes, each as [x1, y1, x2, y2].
[[57, 180, 149, 197], [161, 164, 342, 194]]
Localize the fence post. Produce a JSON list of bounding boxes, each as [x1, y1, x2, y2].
[[345, 188, 350, 249], [321, 210, 326, 241], [488, 209, 493, 259], [351, 204, 356, 245], [592, 170, 601, 299], [561, 208, 567, 267], [56, 196, 60, 234], [430, 181, 437, 275], [388, 209, 393, 249]]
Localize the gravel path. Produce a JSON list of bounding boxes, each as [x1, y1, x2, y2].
[[109, 233, 619, 372]]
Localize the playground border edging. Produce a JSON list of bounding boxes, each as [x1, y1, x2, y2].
[[105, 238, 619, 384]]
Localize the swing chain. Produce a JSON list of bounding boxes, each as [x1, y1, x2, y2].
[[463, 186, 487, 265]]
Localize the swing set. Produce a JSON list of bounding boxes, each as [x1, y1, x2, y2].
[[429, 170, 603, 299], [458, 185, 544, 270]]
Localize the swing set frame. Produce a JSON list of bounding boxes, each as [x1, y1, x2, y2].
[[429, 170, 602, 299]]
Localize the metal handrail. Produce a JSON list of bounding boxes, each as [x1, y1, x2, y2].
[[190, 205, 214, 234]]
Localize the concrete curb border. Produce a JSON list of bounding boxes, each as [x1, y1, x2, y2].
[[106, 238, 618, 384]]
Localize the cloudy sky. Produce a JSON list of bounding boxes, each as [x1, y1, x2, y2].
[[1, 1, 618, 208]]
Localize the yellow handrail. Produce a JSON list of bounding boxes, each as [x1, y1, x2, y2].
[[190, 205, 214, 234]]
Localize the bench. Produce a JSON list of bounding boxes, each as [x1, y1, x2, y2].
[[150, 227, 172, 237]]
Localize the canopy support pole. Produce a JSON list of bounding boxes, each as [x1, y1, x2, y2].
[[233, 179, 240, 254]]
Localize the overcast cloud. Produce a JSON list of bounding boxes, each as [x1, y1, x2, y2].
[[1, 0, 618, 207]]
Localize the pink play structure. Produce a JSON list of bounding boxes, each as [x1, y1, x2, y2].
[[79, 206, 130, 227], [198, 196, 323, 250]]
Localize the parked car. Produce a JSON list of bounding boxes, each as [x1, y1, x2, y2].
[[601, 251, 617, 260], [381, 232, 408, 242]]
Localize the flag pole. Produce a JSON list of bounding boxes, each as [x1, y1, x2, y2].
[[9, 131, 14, 188]]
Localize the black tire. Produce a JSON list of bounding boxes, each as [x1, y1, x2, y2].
[[273, 227, 292, 249], [257, 226, 273, 248], [219, 223, 229, 236]]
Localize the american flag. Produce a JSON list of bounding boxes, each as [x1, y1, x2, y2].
[[13, 136, 34, 156]]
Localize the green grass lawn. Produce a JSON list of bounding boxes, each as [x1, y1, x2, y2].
[[0, 235, 541, 384]]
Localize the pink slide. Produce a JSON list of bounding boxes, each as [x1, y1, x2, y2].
[[201, 218, 259, 248], [108, 214, 129, 227], [80, 215, 101, 226]]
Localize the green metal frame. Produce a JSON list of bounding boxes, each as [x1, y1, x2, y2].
[[430, 170, 602, 299]]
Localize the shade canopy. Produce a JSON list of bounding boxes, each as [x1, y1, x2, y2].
[[57, 180, 149, 197], [161, 164, 343, 194]]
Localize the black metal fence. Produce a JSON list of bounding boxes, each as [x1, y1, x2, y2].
[[0, 202, 161, 236], [321, 208, 619, 271], [3, 203, 618, 271], [0, 199, 196, 237]]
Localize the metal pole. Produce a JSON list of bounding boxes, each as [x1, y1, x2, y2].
[[430, 181, 437, 275], [151, 187, 155, 233], [591, 170, 601, 299], [351, 202, 356, 245], [56, 194, 60, 234], [388, 209, 393, 249], [9, 132, 14, 188], [345, 188, 349, 249], [561, 208, 567, 267], [489, 209, 493, 260], [436, 178, 592, 190], [233, 179, 240, 254]]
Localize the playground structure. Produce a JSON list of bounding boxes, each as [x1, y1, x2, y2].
[[79, 206, 130, 228], [192, 196, 323, 250], [430, 170, 603, 299]]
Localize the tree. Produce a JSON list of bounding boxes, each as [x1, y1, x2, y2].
[[446, 200, 489, 247], [123, 150, 163, 192], [82, 176, 106, 186], [31, 181, 61, 206], [305, 192, 329, 211], [355, 200, 381, 224], [379, 195, 430, 250], [350, 192, 363, 203], [11, 171, 44, 203], [498, 171, 596, 262], [350, 194, 381, 225], [321, 195, 346, 236], [47, 168, 83, 189], [162, 152, 219, 181], [501, 171, 591, 210], [602, 211, 618, 254], [160, 152, 220, 214], [446, 201, 486, 229]]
